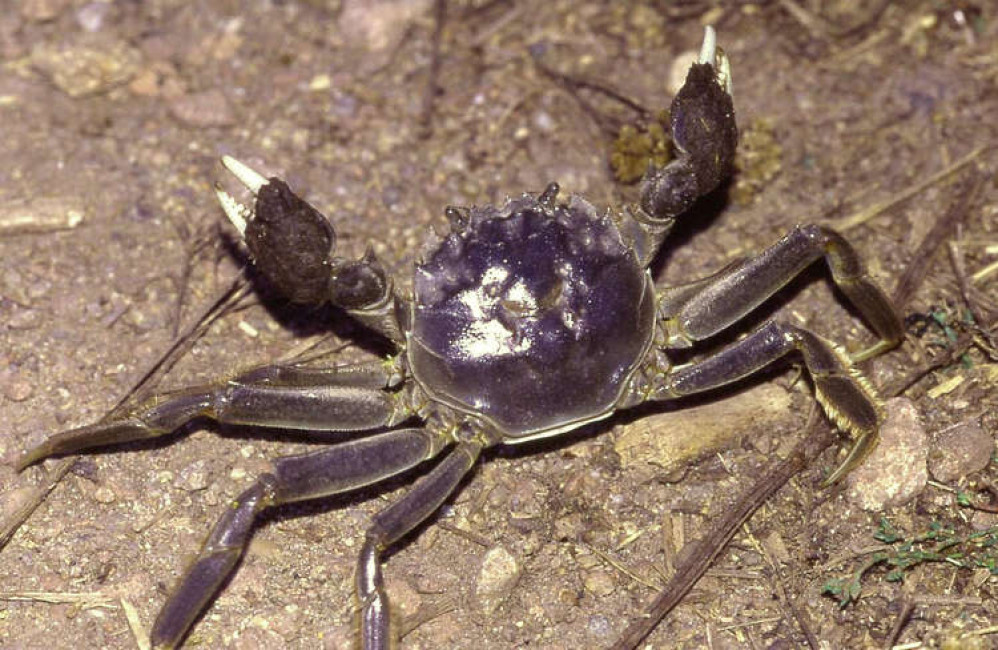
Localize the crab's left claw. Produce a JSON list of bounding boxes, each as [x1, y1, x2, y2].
[[639, 25, 738, 223]]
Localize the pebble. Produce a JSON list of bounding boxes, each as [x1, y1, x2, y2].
[[8, 308, 41, 330], [30, 37, 142, 97], [845, 398, 928, 510], [168, 88, 235, 127], [3, 377, 33, 402], [93, 486, 116, 504], [337, 0, 433, 52], [669, 49, 700, 96], [583, 568, 616, 597], [76, 2, 110, 32], [928, 420, 993, 483], [476, 545, 521, 614], [21, 0, 70, 22], [178, 459, 210, 491]]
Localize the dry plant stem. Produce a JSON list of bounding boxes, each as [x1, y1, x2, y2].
[[890, 171, 984, 308], [418, 0, 447, 138], [0, 457, 73, 549], [532, 54, 650, 137], [0, 276, 249, 554], [609, 412, 837, 650], [759, 530, 820, 649], [883, 598, 915, 650], [828, 146, 989, 233]]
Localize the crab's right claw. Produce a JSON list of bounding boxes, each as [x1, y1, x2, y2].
[[216, 156, 341, 305], [215, 155, 268, 236], [214, 157, 399, 340], [639, 25, 738, 222]]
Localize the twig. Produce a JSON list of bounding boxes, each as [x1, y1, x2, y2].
[[418, 0, 447, 139], [890, 171, 984, 309], [827, 146, 990, 233], [609, 408, 837, 650], [585, 544, 663, 591], [0, 591, 117, 607], [755, 527, 820, 649], [0, 198, 85, 236], [532, 54, 650, 138], [121, 597, 151, 650], [883, 598, 915, 650], [436, 520, 492, 547]]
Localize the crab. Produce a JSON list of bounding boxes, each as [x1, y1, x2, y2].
[[16, 27, 902, 649]]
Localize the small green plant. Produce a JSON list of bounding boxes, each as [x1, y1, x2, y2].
[[823, 518, 998, 607]]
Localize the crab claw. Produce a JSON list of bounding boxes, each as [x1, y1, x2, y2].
[[215, 156, 339, 304], [214, 155, 396, 331], [214, 155, 269, 236], [638, 25, 738, 224]]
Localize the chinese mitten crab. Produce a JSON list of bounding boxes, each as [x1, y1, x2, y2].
[[17, 27, 902, 649]]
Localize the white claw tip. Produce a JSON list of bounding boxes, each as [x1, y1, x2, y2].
[[220, 155, 268, 195], [698, 25, 717, 67], [696, 25, 732, 97]]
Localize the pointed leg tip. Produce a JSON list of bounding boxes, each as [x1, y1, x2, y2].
[[15, 446, 45, 472]]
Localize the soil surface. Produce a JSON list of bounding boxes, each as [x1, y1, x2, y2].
[[2, 2, 998, 649]]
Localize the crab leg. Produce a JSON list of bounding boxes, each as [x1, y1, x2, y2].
[[17, 360, 407, 469], [216, 156, 406, 343], [149, 426, 453, 650], [658, 224, 904, 348], [652, 319, 882, 483], [357, 439, 484, 649]]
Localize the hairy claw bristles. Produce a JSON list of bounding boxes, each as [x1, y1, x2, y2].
[[214, 185, 250, 236], [817, 340, 883, 434], [216, 156, 271, 238]]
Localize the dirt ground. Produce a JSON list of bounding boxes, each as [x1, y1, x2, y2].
[[2, 1, 998, 649]]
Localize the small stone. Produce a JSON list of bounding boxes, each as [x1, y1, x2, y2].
[[3, 377, 33, 402], [21, 0, 70, 22], [93, 486, 116, 504], [338, 0, 433, 52], [476, 545, 521, 614], [669, 49, 699, 96], [31, 37, 142, 97], [583, 567, 616, 597], [845, 398, 928, 511], [168, 89, 235, 127], [178, 460, 210, 491], [76, 2, 110, 32], [8, 308, 41, 330], [928, 420, 993, 483]]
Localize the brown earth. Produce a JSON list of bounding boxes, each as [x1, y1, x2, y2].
[[2, 2, 997, 649]]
